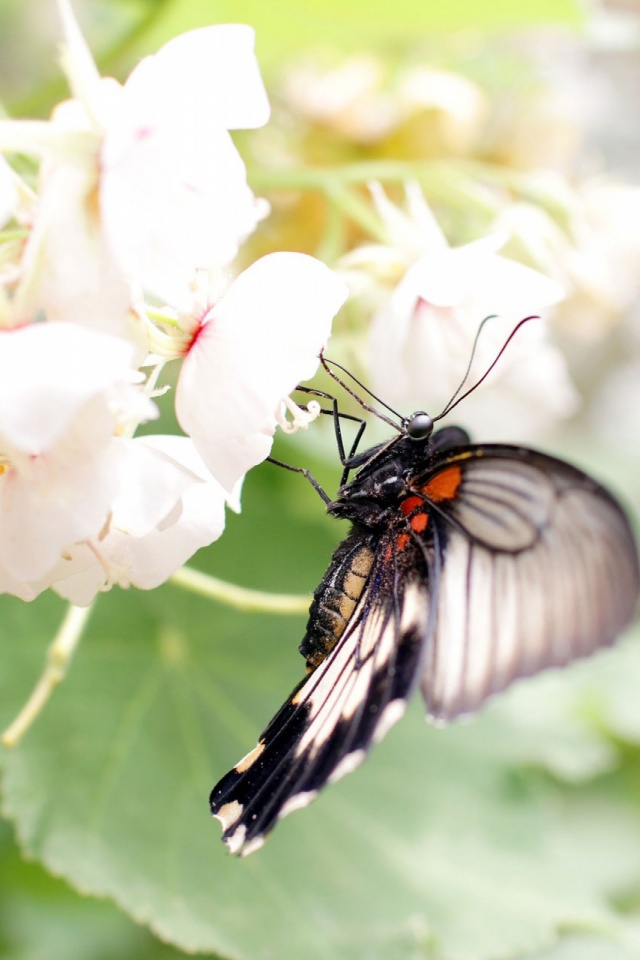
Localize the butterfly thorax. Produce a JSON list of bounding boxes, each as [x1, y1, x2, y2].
[[328, 426, 470, 528]]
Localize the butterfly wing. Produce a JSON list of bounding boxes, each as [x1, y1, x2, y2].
[[211, 442, 639, 853], [209, 530, 431, 856], [413, 445, 640, 721]]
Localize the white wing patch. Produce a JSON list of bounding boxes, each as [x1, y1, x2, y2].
[[421, 456, 639, 720], [295, 580, 425, 757], [450, 459, 555, 550]]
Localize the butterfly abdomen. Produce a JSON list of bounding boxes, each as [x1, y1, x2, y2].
[[299, 529, 375, 669]]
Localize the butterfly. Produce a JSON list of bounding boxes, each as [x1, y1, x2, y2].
[[210, 354, 640, 857]]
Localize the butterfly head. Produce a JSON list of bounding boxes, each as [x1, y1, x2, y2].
[[403, 411, 434, 441]]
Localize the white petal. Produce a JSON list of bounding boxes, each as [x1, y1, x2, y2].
[[409, 235, 506, 307], [176, 252, 349, 491], [369, 181, 448, 256], [0, 119, 97, 164], [98, 25, 269, 305], [108, 437, 202, 537], [0, 421, 122, 581], [55, 0, 104, 126], [14, 157, 138, 343], [101, 123, 265, 307], [0, 557, 48, 602], [0, 323, 137, 452], [44, 435, 228, 604], [123, 25, 270, 131], [465, 251, 565, 314]]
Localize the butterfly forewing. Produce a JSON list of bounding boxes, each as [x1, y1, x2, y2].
[[210, 533, 430, 856], [416, 447, 640, 720]]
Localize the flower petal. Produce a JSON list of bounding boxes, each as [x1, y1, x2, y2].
[[0, 323, 138, 452], [55, 0, 104, 125], [176, 252, 349, 491], [14, 154, 139, 342], [123, 25, 270, 131], [0, 422, 122, 581], [101, 124, 265, 307], [99, 25, 270, 306], [43, 436, 228, 605]]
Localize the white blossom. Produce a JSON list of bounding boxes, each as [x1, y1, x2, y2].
[[99, 22, 270, 307], [345, 182, 577, 440], [175, 252, 349, 493], [40, 436, 232, 606], [0, 323, 157, 595], [0, 2, 271, 328]]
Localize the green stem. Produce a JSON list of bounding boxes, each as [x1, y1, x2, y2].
[[251, 159, 502, 218], [326, 182, 389, 243], [170, 566, 310, 615], [2, 603, 94, 747], [251, 159, 438, 189]]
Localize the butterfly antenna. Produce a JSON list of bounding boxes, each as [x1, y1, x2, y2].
[[437, 314, 497, 417], [320, 353, 404, 433], [433, 315, 538, 422]]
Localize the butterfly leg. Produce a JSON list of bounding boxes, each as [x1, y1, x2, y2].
[[266, 456, 332, 505], [292, 385, 368, 485]]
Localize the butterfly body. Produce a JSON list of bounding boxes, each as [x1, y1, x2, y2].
[[210, 421, 640, 856], [300, 426, 469, 670]]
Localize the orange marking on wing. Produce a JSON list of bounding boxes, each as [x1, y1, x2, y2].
[[422, 464, 462, 502], [410, 512, 428, 533], [396, 532, 410, 551], [400, 495, 423, 516]]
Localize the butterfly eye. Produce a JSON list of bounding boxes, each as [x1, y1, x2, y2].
[[405, 412, 434, 440]]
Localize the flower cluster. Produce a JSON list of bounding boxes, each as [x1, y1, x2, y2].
[[0, 0, 348, 604], [341, 182, 577, 440], [2, 1, 606, 610]]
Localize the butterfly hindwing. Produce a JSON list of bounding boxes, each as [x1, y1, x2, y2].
[[209, 528, 431, 855], [412, 445, 640, 720]]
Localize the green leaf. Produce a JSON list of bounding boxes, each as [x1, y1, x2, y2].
[[0, 818, 215, 960], [2, 466, 640, 960], [527, 932, 640, 960]]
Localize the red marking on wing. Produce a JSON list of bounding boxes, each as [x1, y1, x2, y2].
[[396, 532, 411, 551], [421, 464, 462, 503], [400, 495, 423, 516], [410, 512, 428, 533]]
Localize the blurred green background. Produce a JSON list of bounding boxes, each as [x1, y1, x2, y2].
[[2, 1, 640, 958]]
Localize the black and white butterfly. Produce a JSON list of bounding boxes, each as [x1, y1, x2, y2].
[[210, 352, 640, 856]]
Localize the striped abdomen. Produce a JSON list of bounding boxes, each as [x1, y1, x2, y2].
[[299, 528, 375, 670]]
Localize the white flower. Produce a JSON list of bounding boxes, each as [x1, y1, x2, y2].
[[175, 252, 349, 493], [0, 322, 156, 595], [0, 1, 270, 326], [282, 56, 486, 151], [40, 436, 232, 606], [12, 98, 138, 342], [99, 22, 270, 307], [492, 180, 640, 340], [346, 182, 577, 440]]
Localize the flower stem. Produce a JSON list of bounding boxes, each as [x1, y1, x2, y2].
[[251, 159, 502, 218], [170, 565, 310, 614], [2, 603, 93, 748]]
